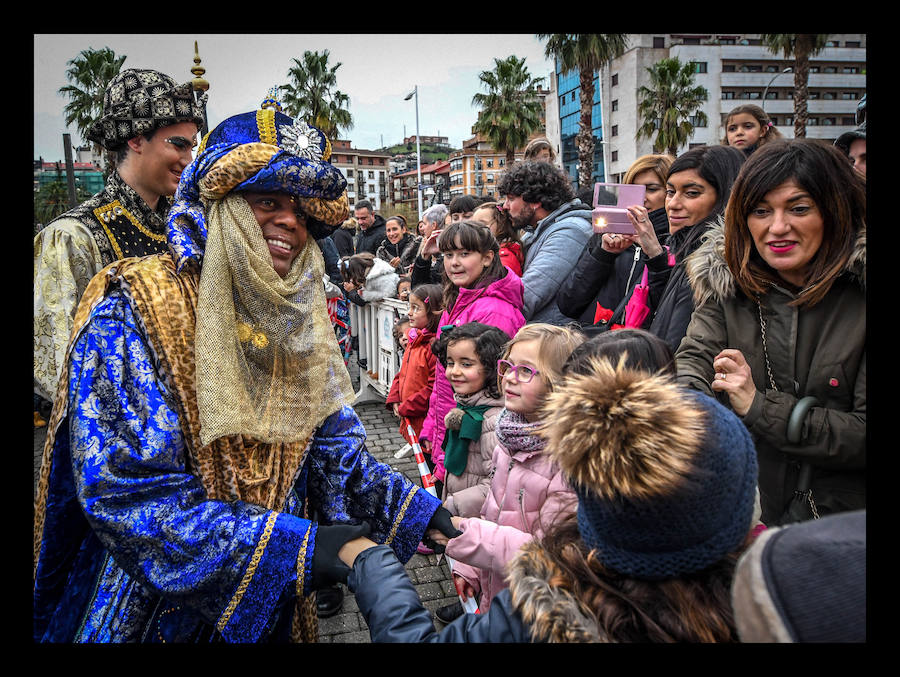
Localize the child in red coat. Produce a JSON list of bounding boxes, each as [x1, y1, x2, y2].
[[386, 284, 444, 473]]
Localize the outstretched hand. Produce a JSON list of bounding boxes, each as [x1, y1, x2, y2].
[[311, 522, 372, 589], [423, 507, 462, 554]]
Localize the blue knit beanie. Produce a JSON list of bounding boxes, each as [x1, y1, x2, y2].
[[541, 358, 758, 580]]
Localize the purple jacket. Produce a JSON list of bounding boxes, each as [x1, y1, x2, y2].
[[419, 270, 525, 480]]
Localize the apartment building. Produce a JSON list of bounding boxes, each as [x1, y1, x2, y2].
[[330, 139, 393, 211], [545, 34, 866, 184]]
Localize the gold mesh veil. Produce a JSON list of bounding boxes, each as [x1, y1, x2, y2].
[[194, 193, 354, 447]]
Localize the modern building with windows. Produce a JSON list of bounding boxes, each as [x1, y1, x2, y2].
[[545, 34, 866, 185]]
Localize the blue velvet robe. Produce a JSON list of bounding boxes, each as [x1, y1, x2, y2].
[[33, 215, 441, 643]]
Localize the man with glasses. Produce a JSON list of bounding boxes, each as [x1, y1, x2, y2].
[[34, 68, 204, 406]]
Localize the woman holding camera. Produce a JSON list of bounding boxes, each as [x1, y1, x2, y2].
[[556, 154, 674, 329], [675, 139, 866, 526]]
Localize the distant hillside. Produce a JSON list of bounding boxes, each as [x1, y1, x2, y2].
[[379, 141, 458, 164]]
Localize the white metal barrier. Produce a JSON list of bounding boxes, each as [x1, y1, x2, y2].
[[349, 298, 409, 405]]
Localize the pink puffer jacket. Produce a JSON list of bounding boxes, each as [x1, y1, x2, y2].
[[445, 413, 577, 613], [419, 270, 525, 481]]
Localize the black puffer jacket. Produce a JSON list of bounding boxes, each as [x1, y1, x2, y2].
[[557, 207, 670, 327], [349, 544, 615, 643], [647, 218, 715, 352]]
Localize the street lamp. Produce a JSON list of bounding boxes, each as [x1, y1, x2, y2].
[[404, 86, 423, 219], [762, 67, 792, 112]]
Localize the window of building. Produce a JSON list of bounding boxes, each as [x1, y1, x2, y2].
[[722, 91, 736, 100], [611, 125, 618, 137], [809, 66, 819, 73], [823, 66, 837, 74], [368, 184, 375, 192], [822, 92, 836, 100], [682, 37, 700, 45], [841, 92, 856, 100], [842, 116, 856, 125], [846, 41, 861, 48], [822, 117, 836, 126], [688, 143, 707, 149], [765, 91, 778, 100], [691, 61, 708, 74], [808, 92, 819, 99], [368, 171, 374, 178], [689, 115, 707, 127], [784, 116, 793, 126], [843, 66, 860, 74], [653, 36, 665, 48], [487, 174, 494, 182], [717, 37, 736, 45], [807, 118, 818, 126], [486, 159, 493, 168], [825, 41, 838, 47], [611, 150, 618, 162], [746, 91, 761, 99], [611, 73, 618, 86], [722, 64, 736, 72], [611, 99, 618, 111]]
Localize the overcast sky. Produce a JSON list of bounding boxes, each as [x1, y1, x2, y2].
[[34, 34, 555, 162]]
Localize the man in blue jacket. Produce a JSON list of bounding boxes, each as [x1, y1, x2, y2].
[[498, 162, 593, 325]]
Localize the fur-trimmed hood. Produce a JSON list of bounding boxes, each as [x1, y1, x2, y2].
[[686, 216, 867, 307], [507, 540, 610, 642]]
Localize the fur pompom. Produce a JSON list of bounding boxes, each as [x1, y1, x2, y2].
[[539, 357, 706, 501], [444, 407, 464, 431]]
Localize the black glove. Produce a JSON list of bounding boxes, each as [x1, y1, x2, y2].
[[311, 522, 371, 589], [422, 506, 462, 554]]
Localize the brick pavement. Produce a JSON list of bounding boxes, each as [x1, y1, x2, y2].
[[32, 349, 458, 643]]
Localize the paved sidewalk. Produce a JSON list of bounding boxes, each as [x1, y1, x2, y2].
[[318, 354, 457, 642], [32, 350, 458, 643]]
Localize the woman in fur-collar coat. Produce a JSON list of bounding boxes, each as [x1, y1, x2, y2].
[[675, 139, 866, 527]]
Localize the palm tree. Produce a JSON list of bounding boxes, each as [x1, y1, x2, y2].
[[538, 33, 628, 188], [761, 34, 830, 138], [58, 47, 127, 152], [281, 50, 353, 140], [471, 55, 545, 165], [636, 57, 709, 157]]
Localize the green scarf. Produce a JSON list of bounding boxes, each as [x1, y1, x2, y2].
[[441, 404, 491, 477]]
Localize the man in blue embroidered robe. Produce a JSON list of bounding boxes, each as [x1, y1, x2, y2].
[[33, 104, 457, 643]]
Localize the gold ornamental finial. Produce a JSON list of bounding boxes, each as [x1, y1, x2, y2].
[[191, 40, 209, 93]]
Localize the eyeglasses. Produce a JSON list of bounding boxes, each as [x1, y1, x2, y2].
[[497, 359, 540, 383]]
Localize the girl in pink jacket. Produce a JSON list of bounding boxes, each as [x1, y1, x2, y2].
[[441, 324, 584, 615], [418, 221, 525, 492]]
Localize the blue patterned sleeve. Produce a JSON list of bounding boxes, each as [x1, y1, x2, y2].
[[305, 407, 442, 564], [67, 293, 311, 643]]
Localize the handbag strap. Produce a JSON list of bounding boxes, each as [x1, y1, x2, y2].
[[759, 297, 820, 519]]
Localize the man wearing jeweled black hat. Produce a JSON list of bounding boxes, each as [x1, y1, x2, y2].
[[34, 68, 205, 405], [33, 96, 458, 643]]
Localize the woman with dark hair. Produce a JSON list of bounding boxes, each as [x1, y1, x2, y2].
[[330, 339, 760, 642], [470, 200, 523, 275], [557, 154, 675, 328], [676, 139, 865, 526], [638, 145, 746, 352], [375, 215, 420, 274]]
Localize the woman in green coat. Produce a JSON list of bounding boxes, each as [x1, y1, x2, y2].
[[675, 139, 865, 526]]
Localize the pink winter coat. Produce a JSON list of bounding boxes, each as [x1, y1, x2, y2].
[[445, 420, 577, 613], [419, 270, 525, 481]]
